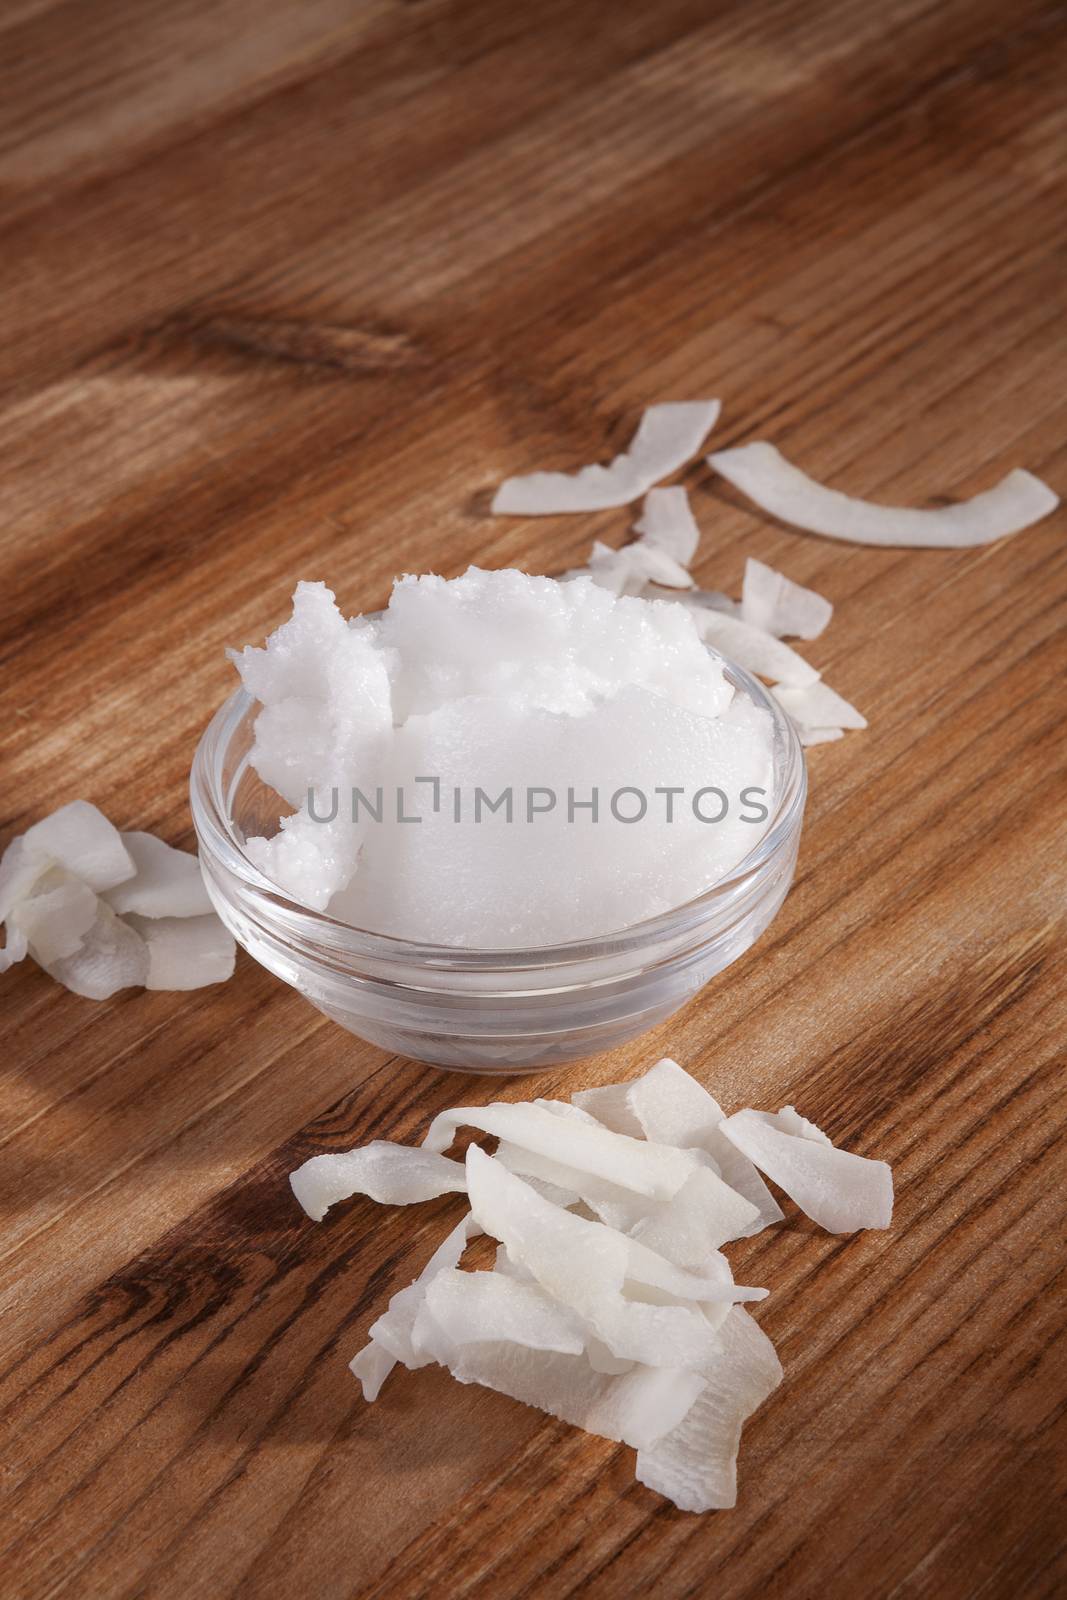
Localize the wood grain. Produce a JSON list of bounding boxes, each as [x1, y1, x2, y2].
[[1, 1, 1065, 1595]]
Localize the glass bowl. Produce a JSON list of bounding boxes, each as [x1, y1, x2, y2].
[[190, 657, 805, 1075]]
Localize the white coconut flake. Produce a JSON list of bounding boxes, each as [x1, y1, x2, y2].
[[0, 837, 49, 924], [719, 1108, 893, 1233], [125, 913, 236, 991], [709, 442, 1059, 548], [104, 832, 213, 918], [492, 401, 721, 515], [773, 1105, 833, 1145], [741, 557, 833, 640], [348, 1339, 397, 1404], [411, 1319, 706, 1451], [43, 901, 149, 1000], [571, 1079, 646, 1137], [773, 681, 866, 733], [493, 1140, 649, 1232], [667, 587, 741, 618], [10, 872, 99, 966], [22, 801, 135, 893], [635, 1305, 782, 1511], [586, 540, 646, 597], [587, 539, 693, 596], [353, 1213, 479, 1399], [621, 1059, 783, 1234], [0, 923, 28, 975], [630, 1168, 761, 1263], [634, 486, 701, 567], [465, 1147, 746, 1369], [290, 1142, 467, 1221], [689, 608, 820, 688], [423, 1100, 704, 1203], [2, 807, 235, 997], [421, 1269, 586, 1356]]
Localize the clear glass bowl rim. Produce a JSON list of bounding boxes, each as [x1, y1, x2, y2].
[[190, 653, 806, 975]]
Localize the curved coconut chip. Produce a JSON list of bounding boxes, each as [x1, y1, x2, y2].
[[719, 1108, 893, 1233], [465, 1147, 759, 1369], [411, 1312, 706, 1451], [493, 1139, 649, 1232], [590, 1059, 782, 1235], [773, 1105, 833, 1145], [352, 1212, 480, 1399], [423, 1100, 705, 1202], [0, 838, 49, 925], [10, 873, 99, 966], [22, 801, 135, 893], [126, 913, 235, 991], [630, 1167, 761, 1264], [0, 924, 28, 975], [43, 902, 149, 1000], [421, 1268, 586, 1357], [741, 556, 833, 640], [709, 442, 1059, 547], [635, 1305, 783, 1511], [105, 831, 213, 918], [492, 401, 721, 515], [773, 680, 866, 732], [634, 486, 702, 567], [290, 1142, 467, 1221], [689, 607, 820, 688]]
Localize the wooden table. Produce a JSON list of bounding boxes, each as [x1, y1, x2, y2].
[[2, 2, 1065, 1595]]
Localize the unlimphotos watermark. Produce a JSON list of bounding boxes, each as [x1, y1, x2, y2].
[[303, 778, 770, 826]]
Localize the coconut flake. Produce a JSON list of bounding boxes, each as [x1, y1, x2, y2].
[[773, 681, 866, 733], [348, 1340, 397, 1404], [634, 486, 701, 567], [571, 1079, 646, 1138], [493, 1140, 648, 1232], [689, 608, 820, 688], [22, 802, 135, 893], [10, 872, 100, 966], [492, 401, 721, 515], [635, 1305, 782, 1511], [709, 442, 1059, 548], [630, 1168, 761, 1263], [587, 539, 693, 596], [337, 1058, 895, 1511], [423, 1100, 704, 1203], [741, 557, 833, 640], [465, 1147, 749, 1369], [104, 832, 213, 918], [719, 1108, 893, 1233], [0, 837, 49, 924], [290, 1143, 466, 1221], [620, 1060, 783, 1234], [668, 587, 741, 618], [43, 901, 149, 999], [125, 913, 235, 991], [353, 1213, 479, 1398], [421, 1269, 586, 1356], [587, 540, 646, 597], [0, 924, 28, 974], [411, 1315, 706, 1451], [773, 1105, 832, 1145]]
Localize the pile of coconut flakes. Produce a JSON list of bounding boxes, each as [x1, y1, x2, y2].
[[290, 1056, 893, 1513]]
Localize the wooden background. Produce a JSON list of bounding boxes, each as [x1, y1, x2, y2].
[[1, 1, 1065, 1595]]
